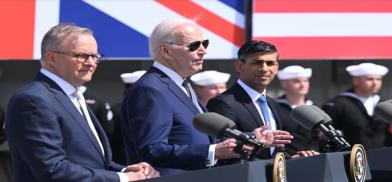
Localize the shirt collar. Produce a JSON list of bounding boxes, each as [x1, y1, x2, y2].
[[153, 61, 186, 87], [40, 68, 78, 96], [237, 79, 267, 102], [340, 91, 380, 104]]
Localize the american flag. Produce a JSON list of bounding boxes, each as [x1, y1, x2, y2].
[[252, 0, 392, 60], [0, 0, 245, 60]]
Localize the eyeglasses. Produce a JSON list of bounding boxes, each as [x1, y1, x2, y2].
[[242, 59, 278, 67], [164, 39, 209, 52], [51, 51, 104, 64]]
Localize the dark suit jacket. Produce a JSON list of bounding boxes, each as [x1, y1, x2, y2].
[[121, 67, 212, 176], [5, 73, 123, 182], [207, 82, 284, 160], [0, 105, 5, 144], [276, 96, 321, 154], [322, 89, 389, 149]]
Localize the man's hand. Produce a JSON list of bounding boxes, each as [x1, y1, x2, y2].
[[215, 138, 254, 159], [252, 126, 293, 148], [252, 126, 273, 147], [125, 162, 160, 181], [291, 150, 320, 159]]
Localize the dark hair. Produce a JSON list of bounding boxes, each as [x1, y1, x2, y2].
[[237, 40, 278, 60]]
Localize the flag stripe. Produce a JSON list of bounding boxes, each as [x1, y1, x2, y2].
[[254, 0, 392, 13], [156, 0, 244, 47], [34, 0, 60, 59], [254, 36, 392, 60], [0, 0, 35, 59], [191, 0, 244, 28], [252, 13, 392, 37]]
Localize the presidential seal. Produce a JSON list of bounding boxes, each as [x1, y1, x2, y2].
[[273, 152, 287, 182], [350, 144, 367, 182]]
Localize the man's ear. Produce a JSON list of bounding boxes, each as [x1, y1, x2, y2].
[[159, 44, 171, 60], [45, 52, 56, 66], [234, 60, 243, 73]]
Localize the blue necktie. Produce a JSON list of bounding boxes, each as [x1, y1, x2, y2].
[[257, 95, 271, 130], [257, 95, 275, 154], [182, 80, 192, 98], [182, 80, 203, 113]]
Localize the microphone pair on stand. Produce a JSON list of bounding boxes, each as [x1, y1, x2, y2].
[[193, 112, 264, 161], [291, 105, 351, 151], [291, 101, 392, 152]]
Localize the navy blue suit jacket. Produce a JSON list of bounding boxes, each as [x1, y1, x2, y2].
[[121, 67, 212, 176], [5, 73, 124, 182], [207, 82, 284, 159]]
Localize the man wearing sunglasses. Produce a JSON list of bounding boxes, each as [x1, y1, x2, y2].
[[121, 18, 252, 176], [5, 24, 158, 182], [207, 40, 319, 165]]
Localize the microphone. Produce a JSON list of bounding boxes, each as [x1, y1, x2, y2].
[[193, 112, 261, 147], [374, 101, 392, 124], [193, 112, 263, 160], [291, 105, 350, 151], [308, 105, 351, 147]]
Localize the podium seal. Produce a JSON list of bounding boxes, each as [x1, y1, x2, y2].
[[350, 144, 367, 182], [273, 152, 286, 182]]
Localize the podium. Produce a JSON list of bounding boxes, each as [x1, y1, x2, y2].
[[367, 147, 392, 181], [144, 151, 372, 182], [287, 151, 371, 182], [143, 160, 274, 182]]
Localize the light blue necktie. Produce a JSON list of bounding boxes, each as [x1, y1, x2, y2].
[[257, 95, 275, 154], [257, 95, 272, 130]]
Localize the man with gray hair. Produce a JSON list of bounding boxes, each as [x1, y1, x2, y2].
[[121, 18, 268, 175], [5, 23, 158, 182]]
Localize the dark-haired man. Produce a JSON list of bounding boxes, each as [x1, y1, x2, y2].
[[207, 40, 319, 163]]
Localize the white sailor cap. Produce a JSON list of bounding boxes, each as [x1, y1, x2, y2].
[[277, 65, 312, 80], [190, 70, 231, 86], [346, 63, 389, 77], [120, 70, 146, 84]]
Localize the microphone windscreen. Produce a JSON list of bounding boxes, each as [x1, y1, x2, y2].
[[193, 112, 236, 137], [291, 105, 324, 130], [374, 102, 392, 124], [384, 99, 392, 104], [309, 105, 333, 124]]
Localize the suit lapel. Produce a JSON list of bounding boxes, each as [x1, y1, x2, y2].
[[37, 73, 106, 162], [231, 83, 271, 157], [232, 83, 264, 127], [267, 96, 282, 130], [150, 67, 200, 114], [87, 107, 112, 163]]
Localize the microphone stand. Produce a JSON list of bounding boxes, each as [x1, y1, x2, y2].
[[318, 124, 351, 151], [233, 141, 249, 163], [232, 135, 263, 163]]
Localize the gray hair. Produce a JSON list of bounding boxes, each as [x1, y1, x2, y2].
[[149, 18, 197, 60], [40, 23, 93, 65]]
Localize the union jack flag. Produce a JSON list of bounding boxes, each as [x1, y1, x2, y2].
[[0, 0, 245, 60]]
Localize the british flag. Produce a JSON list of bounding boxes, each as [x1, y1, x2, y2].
[[0, 0, 245, 60]]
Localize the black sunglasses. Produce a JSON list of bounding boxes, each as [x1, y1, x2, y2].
[[187, 39, 209, 52]]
